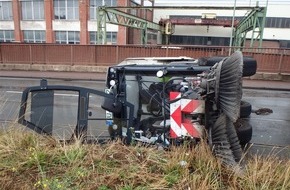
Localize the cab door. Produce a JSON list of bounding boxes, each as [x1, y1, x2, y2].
[[18, 80, 134, 142]]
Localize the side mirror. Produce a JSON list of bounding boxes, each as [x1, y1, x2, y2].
[[101, 97, 122, 114]]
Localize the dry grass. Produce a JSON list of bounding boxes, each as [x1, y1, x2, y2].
[[0, 127, 289, 190]]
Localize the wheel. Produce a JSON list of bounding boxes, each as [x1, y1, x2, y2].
[[199, 56, 257, 77], [240, 100, 252, 118], [242, 57, 257, 77], [234, 118, 252, 146]]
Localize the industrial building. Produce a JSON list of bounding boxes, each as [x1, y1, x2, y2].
[[0, 0, 289, 48], [154, 0, 290, 48], [0, 0, 154, 45]]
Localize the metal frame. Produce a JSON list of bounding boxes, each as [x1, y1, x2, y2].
[[233, 6, 267, 48], [97, 6, 161, 45]]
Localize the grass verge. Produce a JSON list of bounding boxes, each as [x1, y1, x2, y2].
[[0, 127, 289, 190]]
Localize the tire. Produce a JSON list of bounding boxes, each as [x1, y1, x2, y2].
[[202, 56, 225, 66], [240, 100, 252, 118], [200, 56, 257, 77], [234, 119, 252, 146], [242, 57, 257, 77]]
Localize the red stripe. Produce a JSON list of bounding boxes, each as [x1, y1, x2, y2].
[[171, 106, 181, 126], [182, 100, 200, 113], [182, 123, 200, 138], [170, 128, 178, 138], [170, 92, 180, 100]]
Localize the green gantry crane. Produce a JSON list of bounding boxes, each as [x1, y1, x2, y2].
[[97, 6, 162, 45], [97, 5, 267, 47], [233, 6, 267, 48]]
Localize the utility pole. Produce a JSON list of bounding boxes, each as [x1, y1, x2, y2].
[[229, 0, 237, 55]]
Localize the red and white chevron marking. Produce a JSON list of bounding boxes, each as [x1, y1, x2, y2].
[[170, 92, 205, 138]]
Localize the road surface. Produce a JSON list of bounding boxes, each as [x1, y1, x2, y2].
[[242, 89, 290, 158]]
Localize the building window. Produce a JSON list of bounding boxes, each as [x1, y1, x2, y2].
[[54, 0, 79, 20], [89, 31, 117, 44], [89, 0, 117, 20], [55, 31, 80, 44], [89, 31, 97, 44], [105, 0, 117, 6], [106, 32, 117, 44], [280, 40, 290, 48], [130, 1, 138, 16], [0, 1, 13, 20], [23, 30, 46, 43], [21, 0, 44, 20], [0, 30, 14, 42], [147, 32, 157, 44], [90, 0, 102, 20], [170, 35, 230, 46], [265, 17, 290, 28]]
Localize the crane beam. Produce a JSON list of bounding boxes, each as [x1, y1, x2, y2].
[[233, 6, 267, 48], [97, 6, 162, 45]]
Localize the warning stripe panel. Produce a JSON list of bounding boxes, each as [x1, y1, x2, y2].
[[170, 92, 203, 139]]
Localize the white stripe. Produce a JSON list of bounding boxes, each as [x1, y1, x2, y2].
[[55, 93, 79, 97], [181, 99, 192, 110], [6, 91, 81, 98], [6, 91, 22, 94], [170, 116, 182, 137], [193, 104, 205, 113], [181, 124, 191, 136]]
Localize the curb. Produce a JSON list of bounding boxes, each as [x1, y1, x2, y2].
[[249, 72, 290, 81], [0, 71, 106, 81], [0, 64, 108, 73], [242, 86, 290, 92]]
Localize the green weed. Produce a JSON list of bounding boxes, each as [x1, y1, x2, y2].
[[0, 128, 289, 190]]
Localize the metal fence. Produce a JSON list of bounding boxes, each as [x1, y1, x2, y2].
[[1, 43, 290, 74]]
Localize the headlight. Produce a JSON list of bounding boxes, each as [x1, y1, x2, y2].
[[112, 124, 118, 130], [106, 67, 118, 87], [109, 80, 116, 86], [156, 70, 165, 78]]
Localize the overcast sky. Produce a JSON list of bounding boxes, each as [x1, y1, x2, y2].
[[154, 0, 290, 6]]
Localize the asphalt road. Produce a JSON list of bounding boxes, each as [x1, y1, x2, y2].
[[242, 89, 290, 158], [0, 77, 289, 158]]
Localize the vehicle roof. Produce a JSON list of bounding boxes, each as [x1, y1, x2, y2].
[[118, 56, 196, 65]]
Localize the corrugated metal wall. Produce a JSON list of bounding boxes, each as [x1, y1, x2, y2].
[[0, 44, 289, 73]]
